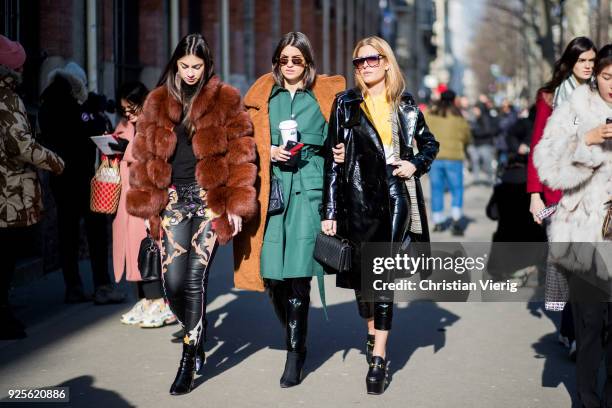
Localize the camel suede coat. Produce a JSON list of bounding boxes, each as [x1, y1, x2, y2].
[[233, 73, 345, 292], [126, 76, 257, 288]]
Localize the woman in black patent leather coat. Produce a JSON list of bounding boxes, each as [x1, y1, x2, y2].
[[321, 36, 438, 395]]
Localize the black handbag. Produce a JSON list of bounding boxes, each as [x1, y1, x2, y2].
[[138, 232, 161, 281], [268, 173, 284, 215], [314, 232, 352, 274]]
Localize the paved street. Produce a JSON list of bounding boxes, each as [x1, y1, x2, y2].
[[0, 180, 575, 408]]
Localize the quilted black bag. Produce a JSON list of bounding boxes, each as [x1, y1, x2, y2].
[[314, 232, 352, 274], [268, 174, 284, 215]]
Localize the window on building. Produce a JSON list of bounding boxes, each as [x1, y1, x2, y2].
[[114, 0, 141, 88]]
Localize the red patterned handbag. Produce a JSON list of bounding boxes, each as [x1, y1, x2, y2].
[[90, 155, 121, 214]]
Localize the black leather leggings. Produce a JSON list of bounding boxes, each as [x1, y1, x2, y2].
[[354, 165, 411, 331], [161, 183, 218, 346], [265, 277, 311, 352]]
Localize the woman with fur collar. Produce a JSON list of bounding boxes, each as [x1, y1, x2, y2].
[[126, 33, 256, 395], [527, 37, 597, 360], [236, 32, 345, 388], [534, 44, 612, 407]]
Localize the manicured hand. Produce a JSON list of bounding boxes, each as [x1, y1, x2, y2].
[[228, 213, 243, 237], [392, 160, 417, 179], [271, 145, 291, 162], [584, 123, 612, 145], [321, 220, 337, 236], [529, 193, 545, 225], [332, 143, 345, 164]]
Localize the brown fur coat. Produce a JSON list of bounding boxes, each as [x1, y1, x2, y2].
[[233, 73, 345, 292], [126, 75, 257, 246]]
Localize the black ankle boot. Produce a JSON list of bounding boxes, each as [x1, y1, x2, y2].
[[195, 340, 206, 373], [169, 343, 197, 395], [366, 356, 388, 395], [280, 350, 306, 388], [366, 334, 375, 364]]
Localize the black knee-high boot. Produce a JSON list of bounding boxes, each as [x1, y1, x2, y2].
[[266, 279, 288, 327], [280, 278, 310, 388]]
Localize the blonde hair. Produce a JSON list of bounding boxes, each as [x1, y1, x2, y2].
[[352, 36, 405, 108]]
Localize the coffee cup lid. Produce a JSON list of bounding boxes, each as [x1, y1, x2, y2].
[[279, 120, 298, 130]]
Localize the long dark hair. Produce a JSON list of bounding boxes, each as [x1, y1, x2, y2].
[[590, 44, 612, 91], [271, 32, 317, 90], [430, 90, 462, 118], [117, 81, 149, 117], [157, 33, 214, 134], [539, 37, 597, 94]]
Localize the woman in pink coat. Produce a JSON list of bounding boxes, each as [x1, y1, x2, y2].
[[112, 82, 176, 328]]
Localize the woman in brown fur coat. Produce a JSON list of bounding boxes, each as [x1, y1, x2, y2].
[[126, 33, 256, 395]]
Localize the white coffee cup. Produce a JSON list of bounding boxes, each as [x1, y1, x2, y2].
[[279, 120, 298, 145]]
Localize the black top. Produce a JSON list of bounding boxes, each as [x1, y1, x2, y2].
[[170, 122, 196, 185], [169, 82, 199, 185]]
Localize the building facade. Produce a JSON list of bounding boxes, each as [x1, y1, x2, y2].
[[1, 0, 381, 106]]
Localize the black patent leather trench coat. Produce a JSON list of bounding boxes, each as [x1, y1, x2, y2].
[[321, 88, 439, 289]]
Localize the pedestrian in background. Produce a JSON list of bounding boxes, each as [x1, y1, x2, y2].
[[534, 43, 612, 408], [322, 36, 438, 395], [467, 100, 496, 185], [486, 104, 547, 250], [127, 33, 257, 395], [39, 61, 125, 305], [111, 81, 176, 329], [495, 100, 518, 168], [424, 89, 471, 235], [527, 36, 597, 360], [0, 35, 65, 339], [237, 31, 345, 388]]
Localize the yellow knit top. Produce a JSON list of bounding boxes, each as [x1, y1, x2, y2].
[[361, 92, 395, 163]]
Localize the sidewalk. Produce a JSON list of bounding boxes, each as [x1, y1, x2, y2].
[[0, 183, 575, 408]]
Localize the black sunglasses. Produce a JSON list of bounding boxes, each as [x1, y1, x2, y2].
[[119, 104, 141, 116], [278, 56, 305, 66], [352, 54, 384, 69]]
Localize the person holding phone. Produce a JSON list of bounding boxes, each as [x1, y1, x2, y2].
[[527, 37, 597, 360], [235, 32, 345, 388], [127, 33, 257, 395], [321, 36, 438, 395], [534, 43, 612, 408]]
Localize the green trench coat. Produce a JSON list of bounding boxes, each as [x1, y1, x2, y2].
[[261, 85, 327, 284]]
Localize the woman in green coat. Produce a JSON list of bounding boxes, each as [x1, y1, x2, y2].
[[240, 32, 344, 388]]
